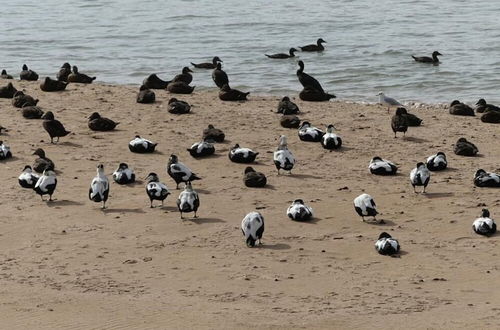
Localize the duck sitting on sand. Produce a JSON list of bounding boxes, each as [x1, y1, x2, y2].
[[243, 167, 267, 188], [375, 232, 400, 255], [168, 98, 191, 114], [67, 66, 96, 84], [22, 104, 44, 119], [287, 199, 313, 221], [426, 152, 447, 171], [277, 96, 299, 114], [142, 74, 170, 89], [472, 209, 497, 236], [136, 85, 155, 104], [454, 138, 478, 156], [481, 109, 500, 124], [321, 124, 342, 150], [219, 84, 249, 101], [166, 81, 195, 94], [474, 169, 500, 188], [0, 141, 12, 160], [449, 100, 474, 116], [475, 99, 500, 113], [40, 77, 68, 92], [112, 163, 136, 185], [229, 144, 259, 163], [18, 165, 40, 189], [202, 124, 225, 143], [298, 121, 324, 142], [368, 157, 398, 175], [12, 91, 38, 108], [88, 112, 119, 131], [128, 135, 157, 153], [280, 115, 301, 129], [0, 82, 17, 98], [187, 139, 215, 158], [20, 64, 39, 81]]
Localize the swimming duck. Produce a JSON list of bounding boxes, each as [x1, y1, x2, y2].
[[321, 124, 342, 150], [202, 124, 225, 143], [20, 64, 39, 81], [449, 100, 474, 116], [88, 112, 119, 131], [368, 157, 397, 175], [0, 82, 17, 98], [391, 107, 408, 138], [475, 99, 500, 113], [299, 38, 326, 52], [212, 62, 229, 89], [287, 199, 313, 221], [472, 209, 497, 236], [167, 154, 202, 189], [32, 148, 55, 173], [454, 138, 478, 156], [168, 98, 191, 114], [229, 144, 259, 163], [41, 111, 71, 143], [277, 96, 299, 114], [67, 66, 96, 83], [481, 109, 500, 123], [112, 163, 136, 185], [176, 182, 200, 219], [219, 84, 249, 101], [410, 162, 431, 193], [56, 63, 71, 82], [18, 165, 40, 189], [243, 167, 267, 188], [273, 135, 295, 174], [241, 211, 264, 247], [187, 140, 215, 158], [34, 169, 57, 201], [474, 169, 500, 188], [353, 193, 378, 222], [172, 67, 193, 85], [166, 81, 195, 94], [426, 152, 447, 171], [280, 115, 301, 128], [88, 164, 110, 209], [298, 121, 324, 142], [265, 48, 298, 59], [1, 70, 13, 79], [136, 85, 156, 104], [12, 91, 38, 108], [128, 135, 157, 153], [411, 51, 441, 64], [22, 104, 44, 119], [145, 172, 170, 208], [375, 232, 400, 255], [0, 141, 12, 160], [191, 56, 222, 69], [40, 77, 68, 92], [142, 74, 170, 89]]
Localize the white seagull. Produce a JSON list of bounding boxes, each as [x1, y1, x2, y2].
[[377, 92, 402, 113]]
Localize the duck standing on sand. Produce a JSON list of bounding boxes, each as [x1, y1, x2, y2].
[[67, 66, 96, 83], [277, 96, 299, 114], [113, 163, 136, 185], [229, 144, 259, 163], [187, 139, 215, 158], [299, 38, 326, 52], [375, 232, 400, 255], [243, 167, 267, 188], [273, 135, 295, 175], [399, 107, 422, 126], [426, 152, 447, 171], [202, 124, 225, 142], [41, 111, 71, 143], [136, 85, 156, 104], [219, 84, 249, 101], [145, 172, 170, 208], [191, 56, 222, 69], [411, 51, 442, 64], [287, 199, 313, 221], [88, 164, 109, 209], [454, 138, 478, 156], [353, 193, 378, 222], [0, 82, 17, 98], [391, 107, 408, 138], [241, 211, 264, 247], [265, 48, 298, 59], [474, 169, 500, 187], [40, 77, 68, 92], [321, 124, 342, 150], [449, 100, 474, 116], [34, 169, 57, 201], [167, 154, 201, 189], [0, 141, 12, 160], [18, 165, 40, 189], [212, 62, 229, 89], [1, 70, 13, 79], [177, 182, 200, 219], [142, 74, 170, 89], [410, 162, 430, 193], [472, 209, 497, 236], [129, 135, 157, 153], [20, 64, 39, 81], [368, 157, 398, 175], [298, 121, 324, 142], [88, 112, 119, 131], [168, 98, 191, 114], [57, 63, 71, 82], [32, 148, 55, 173]]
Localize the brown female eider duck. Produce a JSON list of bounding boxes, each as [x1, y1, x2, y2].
[[481, 109, 500, 123], [212, 62, 229, 89], [88, 112, 119, 131], [67, 66, 96, 83], [172, 67, 193, 85], [12, 91, 39, 108], [277, 96, 299, 114], [476, 99, 500, 113], [136, 85, 156, 103], [1, 70, 13, 79], [41, 111, 71, 143], [0, 82, 17, 98], [142, 74, 170, 89], [168, 98, 191, 114], [299, 38, 326, 52], [219, 84, 249, 101], [21, 104, 44, 119], [191, 56, 222, 69], [56, 63, 71, 82], [40, 77, 68, 92], [32, 148, 55, 173], [411, 51, 442, 64], [265, 48, 298, 59], [391, 107, 409, 138], [243, 167, 267, 187], [166, 81, 195, 94], [20, 64, 39, 81], [454, 138, 478, 156], [449, 100, 474, 116], [202, 124, 225, 142], [280, 115, 301, 128]]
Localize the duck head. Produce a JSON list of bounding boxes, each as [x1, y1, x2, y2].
[[481, 208, 490, 218], [41, 111, 55, 120]]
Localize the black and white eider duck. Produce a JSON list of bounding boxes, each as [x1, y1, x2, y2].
[[449, 100, 474, 116], [129, 135, 157, 153], [187, 140, 215, 158], [168, 98, 191, 114], [172, 67, 193, 85], [273, 135, 295, 175], [12, 91, 39, 108], [167, 154, 202, 189], [32, 148, 55, 173], [391, 107, 409, 138], [112, 163, 136, 185], [219, 84, 249, 101], [57, 63, 71, 82], [299, 38, 326, 52], [411, 51, 442, 64], [287, 199, 313, 221], [410, 162, 430, 193], [142, 74, 170, 89], [280, 115, 301, 128], [40, 77, 68, 92], [353, 193, 378, 222], [481, 109, 500, 123], [277, 96, 299, 114], [145, 172, 170, 208], [191, 56, 222, 69], [1, 69, 13, 79], [176, 182, 200, 219], [472, 209, 497, 236], [88, 112, 119, 131], [368, 157, 398, 175], [212, 62, 229, 89], [22, 104, 44, 119], [454, 138, 478, 156], [474, 169, 500, 188], [18, 165, 40, 189], [298, 121, 324, 142], [321, 124, 342, 150], [475, 99, 500, 113], [0, 82, 17, 98], [202, 124, 225, 143], [243, 167, 267, 188], [241, 211, 264, 247], [375, 232, 400, 255], [136, 85, 156, 104], [34, 169, 57, 201], [229, 144, 259, 163], [166, 81, 195, 94], [41, 111, 71, 143], [67, 66, 96, 84], [0, 141, 12, 160], [20, 64, 39, 81], [426, 152, 447, 171], [265, 48, 298, 59], [88, 164, 110, 209]]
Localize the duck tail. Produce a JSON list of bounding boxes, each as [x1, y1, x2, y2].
[[411, 55, 417, 61], [190, 62, 198, 67], [91, 77, 96, 81]]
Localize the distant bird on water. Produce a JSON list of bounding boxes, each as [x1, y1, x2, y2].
[[265, 48, 298, 59], [378, 92, 402, 113], [88, 164, 110, 209], [41, 111, 71, 143], [412, 51, 442, 64], [299, 38, 326, 52], [191, 56, 222, 69]]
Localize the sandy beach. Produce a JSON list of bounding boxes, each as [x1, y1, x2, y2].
[[1, 81, 500, 329]]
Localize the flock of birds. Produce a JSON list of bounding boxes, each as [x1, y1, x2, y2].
[[1, 38, 500, 253]]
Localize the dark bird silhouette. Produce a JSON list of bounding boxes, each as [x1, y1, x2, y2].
[[57, 63, 71, 82], [265, 48, 298, 59], [22, 104, 44, 119], [202, 124, 225, 143], [412, 51, 442, 64], [136, 85, 155, 103], [142, 74, 170, 89], [391, 107, 409, 138], [41, 111, 71, 143], [0, 82, 17, 98], [32, 148, 55, 173], [20, 64, 39, 81], [88, 112, 119, 131], [476, 99, 500, 113], [1, 70, 13, 79], [67, 66, 96, 83], [191, 56, 222, 69], [296, 60, 324, 93], [243, 167, 267, 188], [12, 91, 38, 108], [454, 138, 478, 156], [168, 98, 191, 114], [277, 96, 299, 114], [40, 77, 68, 92], [166, 81, 195, 94], [299, 38, 326, 52], [449, 100, 474, 116], [219, 84, 249, 101], [212, 62, 229, 89], [172, 67, 193, 85]]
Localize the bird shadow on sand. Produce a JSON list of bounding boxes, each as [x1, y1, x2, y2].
[[102, 208, 146, 214], [191, 153, 222, 160], [156, 205, 177, 212], [332, 146, 354, 153], [195, 188, 211, 194], [184, 217, 225, 224], [367, 219, 395, 226], [424, 192, 455, 198], [288, 173, 322, 180], [0, 156, 18, 163], [293, 217, 322, 224], [46, 199, 84, 206], [392, 250, 408, 257], [58, 141, 83, 148], [402, 136, 428, 143], [258, 243, 291, 250]]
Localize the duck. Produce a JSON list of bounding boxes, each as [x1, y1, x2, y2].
[[191, 56, 222, 69], [298, 121, 324, 142], [136, 85, 156, 104], [202, 124, 225, 142], [399, 107, 422, 126], [88, 164, 109, 209], [474, 169, 500, 188], [0, 141, 12, 160], [172, 67, 193, 85], [375, 232, 400, 255], [368, 157, 398, 175], [40, 77, 68, 92], [321, 124, 342, 150], [481, 109, 500, 123], [299, 38, 326, 52], [277, 96, 299, 114], [12, 91, 38, 108], [32, 148, 55, 173], [0, 82, 17, 98], [449, 100, 474, 116], [88, 112, 119, 131], [219, 84, 249, 101], [411, 51, 442, 64], [212, 62, 229, 89], [177, 182, 200, 219], [410, 162, 430, 193], [128, 135, 157, 153], [19, 64, 39, 81], [426, 152, 447, 171], [265, 48, 298, 59], [145, 172, 170, 208], [241, 211, 264, 247], [112, 163, 136, 185], [187, 140, 215, 158], [142, 73, 170, 89], [34, 169, 57, 201], [18, 165, 40, 189], [56, 63, 71, 82], [475, 99, 500, 113], [243, 167, 267, 188], [299, 87, 335, 102], [378, 92, 402, 113], [168, 98, 191, 114], [353, 193, 378, 222], [287, 199, 313, 221], [167, 154, 201, 189], [472, 209, 497, 236], [22, 104, 44, 119], [166, 81, 195, 94], [273, 135, 295, 174], [454, 138, 478, 156], [296, 60, 325, 94], [41, 111, 71, 143], [280, 115, 301, 128], [229, 144, 259, 163], [1, 69, 13, 79], [67, 66, 96, 83], [391, 107, 408, 138]]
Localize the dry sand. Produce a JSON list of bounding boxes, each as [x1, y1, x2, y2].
[[1, 81, 500, 329]]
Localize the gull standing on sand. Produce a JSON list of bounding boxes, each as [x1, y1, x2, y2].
[[89, 164, 110, 209], [241, 211, 264, 247], [377, 92, 402, 113]]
